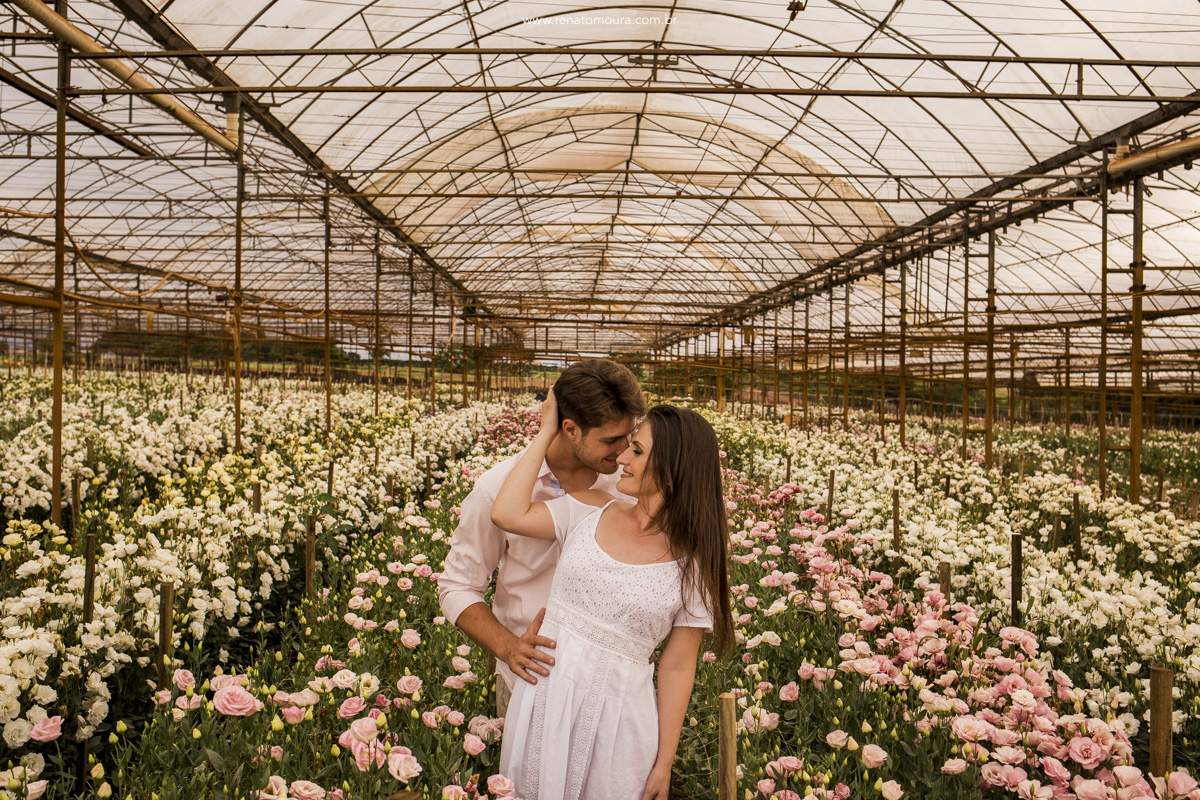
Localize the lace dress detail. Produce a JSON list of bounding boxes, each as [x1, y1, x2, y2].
[[499, 497, 713, 800]]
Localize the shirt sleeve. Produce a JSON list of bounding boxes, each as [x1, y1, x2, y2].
[[437, 485, 502, 626], [544, 494, 603, 546], [673, 570, 714, 630]]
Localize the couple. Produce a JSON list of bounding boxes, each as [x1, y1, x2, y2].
[[438, 359, 733, 799]]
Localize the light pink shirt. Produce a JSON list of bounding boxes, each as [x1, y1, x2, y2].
[[438, 451, 627, 690]]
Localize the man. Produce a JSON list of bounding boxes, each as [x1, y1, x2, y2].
[[438, 359, 645, 715]]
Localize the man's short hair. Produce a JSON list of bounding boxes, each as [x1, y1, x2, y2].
[[553, 359, 645, 433]]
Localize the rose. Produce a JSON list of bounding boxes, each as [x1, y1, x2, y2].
[[1067, 736, 1105, 771], [172, 669, 195, 691], [282, 706, 305, 725], [779, 682, 799, 702], [211, 674, 246, 691], [29, 715, 63, 743], [1168, 771, 1199, 795], [387, 747, 422, 783], [1070, 777, 1109, 800], [213, 685, 263, 717], [881, 780, 903, 800], [757, 779, 776, 796], [338, 697, 367, 719], [260, 776, 288, 800], [25, 781, 48, 800], [349, 716, 378, 743], [1041, 757, 1071, 786], [941, 759, 967, 774], [862, 744, 888, 768], [288, 781, 325, 800], [400, 629, 421, 649], [463, 733, 486, 756], [1113, 766, 1144, 788], [826, 730, 849, 749], [486, 774, 516, 797], [396, 676, 423, 695], [330, 670, 358, 690], [446, 710, 465, 727], [442, 787, 469, 800]]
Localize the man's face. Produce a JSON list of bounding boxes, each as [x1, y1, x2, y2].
[[562, 415, 637, 474]]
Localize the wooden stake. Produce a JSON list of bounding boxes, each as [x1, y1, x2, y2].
[[304, 517, 316, 599], [785, 453, 792, 484], [825, 469, 835, 520], [938, 561, 952, 602], [891, 489, 900, 550], [718, 692, 737, 800], [70, 474, 80, 538], [1072, 493, 1082, 562], [252, 482, 261, 514], [1011, 534, 1023, 627], [326, 460, 335, 495], [157, 582, 175, 688], [1149, 666, 1173, 776], [82, 533, 97, 624]]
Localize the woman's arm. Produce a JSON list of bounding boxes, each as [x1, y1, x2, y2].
[[489, 391, 558, 539], [641, 626, 704, 800]]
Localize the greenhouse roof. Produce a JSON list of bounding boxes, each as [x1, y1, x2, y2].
[[2, 0, 1199, 376]]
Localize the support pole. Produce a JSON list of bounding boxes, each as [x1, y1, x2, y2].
[[232, 97, 244, 452], [802, 297, 810, 430], [373, 229, 382, 418], [1099, 157, 1110, 498], [842, 281, 850, 429], [961, 224, 970, 460], [1130, 177, 1145, 504], [49, 0, 69, 528], [323, 191, 332, 440], [985, 229, 996, 468], [898, 259, 908, 446], [406, 251, 414, 401]]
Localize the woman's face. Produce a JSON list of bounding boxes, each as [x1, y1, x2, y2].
[[615, 420, 655, 499]]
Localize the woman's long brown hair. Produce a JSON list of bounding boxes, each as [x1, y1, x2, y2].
[[643, 405, 733, 654]]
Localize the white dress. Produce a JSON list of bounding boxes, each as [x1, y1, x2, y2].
[[499, 496, 713, 800]]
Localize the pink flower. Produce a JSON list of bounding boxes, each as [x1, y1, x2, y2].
[[396, 676, 423, 695], [271, 745, 283, 760], [1041, 757, 1071, 786], [826, 730, 849, 749], [446, 710, 465, 727], [1071, 777, 1109, 800], [401, 629, 422, 649], [288, 781, 325, 800], [442, 787, 468, 800], [211, 674, 246, 691], [487, 774, 516, 797], [951, 715, 994, 742], [862, 744, 888, 769], [463, 733, 486, 756], [351, 740, 386, 771], [1016, 781, 1054, 800], [214, 684, 264, 717], [282, 706, 305, 725], [338, 697, 367, 719], [24, 781, 48, 800], [942, 758, 968, 775], [881, 780, 904, 800], [1168, 771, 1199, 795], [349, 716, 378, 743], [387, 747, 422, 783], [779, 682, 800, 702], [756, 778, 776, 796], [153, 689, 172, 706], [172, 669, 196, 691], [29, 715, 63, 743], [175, 695, 203, 711], [260, 776, 288, 800], [1067, 736, 1106, 771]]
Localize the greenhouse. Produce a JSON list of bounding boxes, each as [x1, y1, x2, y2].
[[1, 0, 1199, 797]]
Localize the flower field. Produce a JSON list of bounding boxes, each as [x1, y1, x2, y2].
[[2, 371, 1198, 799]]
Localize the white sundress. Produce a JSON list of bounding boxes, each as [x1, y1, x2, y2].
[[499, 495, 713, 800]]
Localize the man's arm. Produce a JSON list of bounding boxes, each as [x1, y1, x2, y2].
[[437, 485, 556, 684]]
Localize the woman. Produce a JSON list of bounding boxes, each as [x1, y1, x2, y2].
[[491, 390, 733, 800]]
